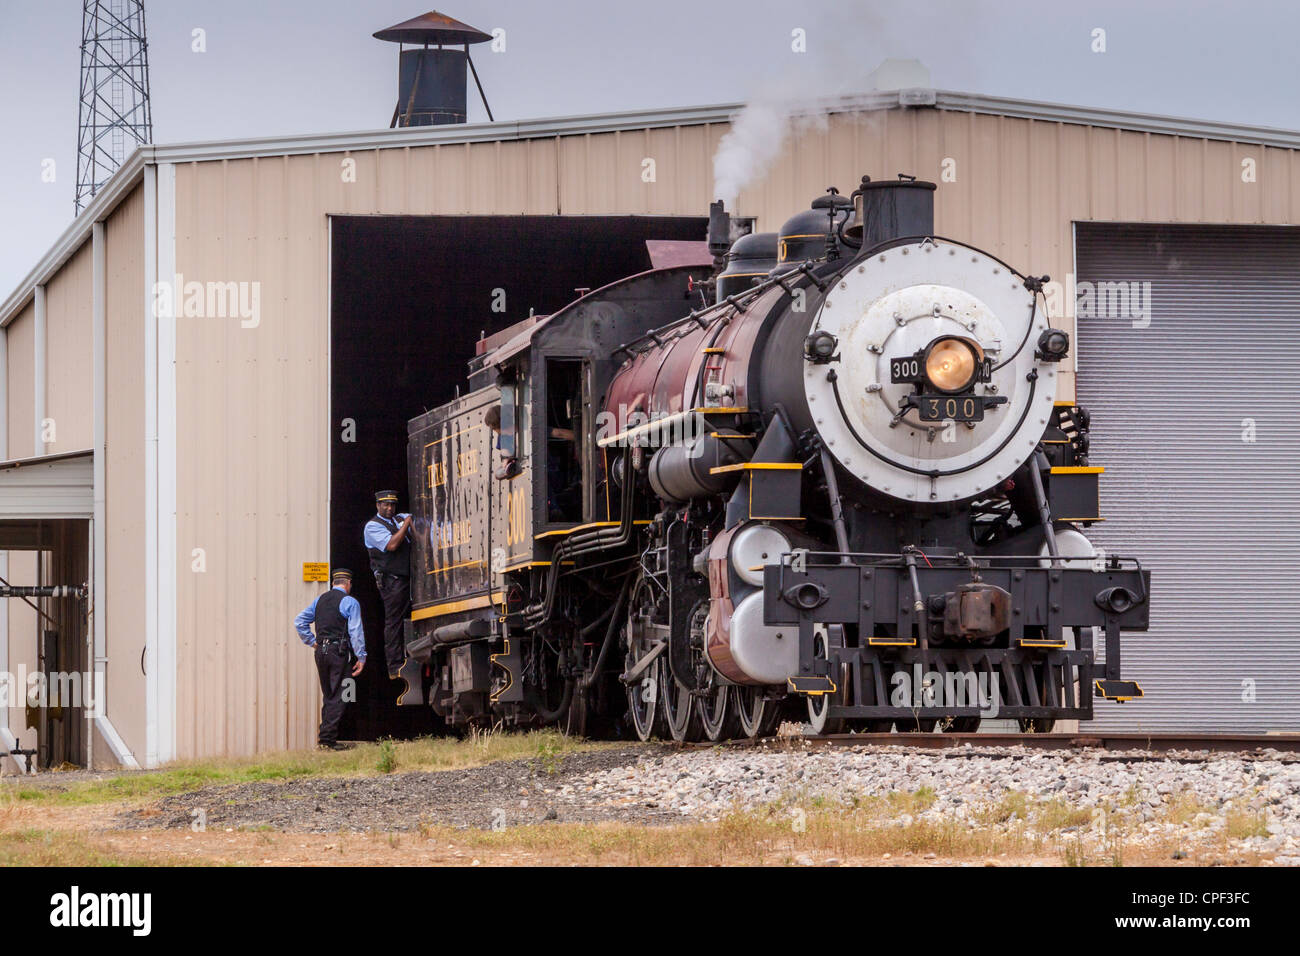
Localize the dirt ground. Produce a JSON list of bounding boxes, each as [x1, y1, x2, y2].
[[117, 747, 678, 833], [0, 741, 1285, 866]]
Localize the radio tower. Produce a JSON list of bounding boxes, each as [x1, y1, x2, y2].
[[76, 0, 152, 213]]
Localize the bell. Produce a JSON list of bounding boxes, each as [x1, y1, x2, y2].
[[843, 190, 866, 242]]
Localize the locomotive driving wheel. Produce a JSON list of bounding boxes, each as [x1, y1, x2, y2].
[[806, 626, 848, 735], [734, 686, 772, 738], [692, 604, 740, 741], [662, 599, 708, 742], [624, 575, 665, 743]]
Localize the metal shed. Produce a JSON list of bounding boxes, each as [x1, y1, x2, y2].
[[4, 88, 1300, 767]]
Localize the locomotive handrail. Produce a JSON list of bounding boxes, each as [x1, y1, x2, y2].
[[613, 260, 827, 360]]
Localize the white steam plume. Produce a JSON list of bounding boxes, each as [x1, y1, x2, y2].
[[711, 10, 895, 208]]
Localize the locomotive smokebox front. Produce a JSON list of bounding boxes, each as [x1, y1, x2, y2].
[[748, 179, 1064, 507]]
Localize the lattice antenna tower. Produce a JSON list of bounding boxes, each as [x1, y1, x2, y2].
[[76, 0, 152, 213]]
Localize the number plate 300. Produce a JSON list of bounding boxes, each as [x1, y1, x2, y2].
[[917, 395, 984, 422]]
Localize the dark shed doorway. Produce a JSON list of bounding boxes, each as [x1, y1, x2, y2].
[[329, 214, 706, 739]]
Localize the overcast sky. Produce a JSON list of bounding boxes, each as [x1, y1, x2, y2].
[[1, 0, 1296, 296]]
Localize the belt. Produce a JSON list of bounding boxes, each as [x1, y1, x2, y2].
[[317, 638, 347, 648]]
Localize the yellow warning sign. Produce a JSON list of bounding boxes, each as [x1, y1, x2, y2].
[[302, 562, 329, 582]]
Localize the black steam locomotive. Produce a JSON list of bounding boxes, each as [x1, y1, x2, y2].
[[399, 175, 1150, 740]]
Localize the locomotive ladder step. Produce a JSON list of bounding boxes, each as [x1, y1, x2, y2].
[[788, 675, 837, 695], [1094, 679, 1143, 702]]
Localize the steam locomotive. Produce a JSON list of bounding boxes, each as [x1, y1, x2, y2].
[[400, 175, 1150, 740]]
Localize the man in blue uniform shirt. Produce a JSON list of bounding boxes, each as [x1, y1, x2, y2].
[[364, 490, 412, 679], [294, 568, 366, 750]]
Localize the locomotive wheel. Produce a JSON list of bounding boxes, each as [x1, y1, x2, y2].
[[735, 686, 771, 739], [664, 600, 709, 742], [625, 655, 661, 743], [663, 671, 704, 741], [806, 690, 845, 735], [624, 574, 669, 741], [805, 627, 847, 735], [699, 679, 740, 742]]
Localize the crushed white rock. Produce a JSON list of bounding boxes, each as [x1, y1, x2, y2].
[[561, 744, 1300, 861]]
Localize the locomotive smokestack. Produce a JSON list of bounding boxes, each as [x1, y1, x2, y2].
[[707, 200, 732, 269], [375, 10, 494, 128], [844, 174, 937, 247]]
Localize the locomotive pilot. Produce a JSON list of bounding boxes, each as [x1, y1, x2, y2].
[[293, 568, 366, 750], [365, 490, 412, 679]]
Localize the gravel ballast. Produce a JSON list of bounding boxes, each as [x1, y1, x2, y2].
[[117, 741, 1300, 863]]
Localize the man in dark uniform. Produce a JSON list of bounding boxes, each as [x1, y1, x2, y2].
[[294, 568, 366, 750], [364, 490, 412, 679]]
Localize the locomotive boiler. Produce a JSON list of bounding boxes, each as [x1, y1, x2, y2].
[[403, 174, 1150, 740]]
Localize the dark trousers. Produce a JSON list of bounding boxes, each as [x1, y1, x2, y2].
[[315, 642, 350, 745], [378, 573, 411, 676]]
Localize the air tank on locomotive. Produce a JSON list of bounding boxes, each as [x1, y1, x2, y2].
[[715, 231, 778, 301], [770, 189, 854, 275]]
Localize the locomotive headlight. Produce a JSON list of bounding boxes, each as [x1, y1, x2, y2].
[[924, 336, 981, 393], [1036, 328, 1070, 362], [804, 330, 838, 364]]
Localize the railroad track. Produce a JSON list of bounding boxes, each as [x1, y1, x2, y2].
[[692, 732, 1300, 762]]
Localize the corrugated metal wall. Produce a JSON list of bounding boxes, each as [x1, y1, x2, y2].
[[6, 302, 34, 461], [1077, 222, 1300, 732], [104, 184, 148, 757], [42, 242, 94, 453], [158, 106, 1300, 757]]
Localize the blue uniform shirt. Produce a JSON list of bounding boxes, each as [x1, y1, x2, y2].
[[364, 512, 412, 552], [294, 586, 366, 661]]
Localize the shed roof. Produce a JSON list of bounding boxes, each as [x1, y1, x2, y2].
[[6, 88, 1300, 326]]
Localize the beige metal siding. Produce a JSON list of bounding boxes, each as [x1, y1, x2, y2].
[[6, 304, 34, 461], [43, 242, 94, 453], [168, 106, 1300, 758], [104, 184, 148, 758]]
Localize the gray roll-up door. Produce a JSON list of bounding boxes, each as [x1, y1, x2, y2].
[[1076, 223, 1300, 733]]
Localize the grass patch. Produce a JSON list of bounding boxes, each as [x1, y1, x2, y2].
[[376, 740, 398, 774], [1224, 806, 1269, 840], [0, 729, 612, 808], [422, 802, 1030, 865], [0, 829, 199, 867]]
